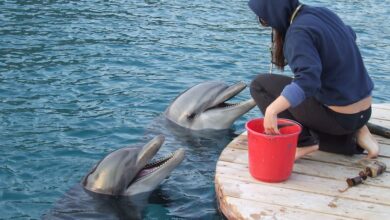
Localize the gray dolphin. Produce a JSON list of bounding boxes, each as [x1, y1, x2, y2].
[[43, 135, 184, 219], [82, 135, 185, 196], [165, 81, 256, 130]]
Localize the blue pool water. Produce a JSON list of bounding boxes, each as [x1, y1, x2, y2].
[[1, 0, 389, 219]]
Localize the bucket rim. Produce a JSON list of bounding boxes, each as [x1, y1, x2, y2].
[[245, 118, 302, 137]]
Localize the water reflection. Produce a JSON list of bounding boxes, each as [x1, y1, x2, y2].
[[43, 184, 152, 220], [142, 116, 236, 219]]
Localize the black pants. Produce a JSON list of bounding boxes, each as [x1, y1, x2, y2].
[[250, 74, 371, 155]]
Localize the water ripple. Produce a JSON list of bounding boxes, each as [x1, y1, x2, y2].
[[1, 0, 389, 219]]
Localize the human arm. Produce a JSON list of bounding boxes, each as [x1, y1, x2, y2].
[[283, 28, 322, 107], [264, 95, 291, 135]]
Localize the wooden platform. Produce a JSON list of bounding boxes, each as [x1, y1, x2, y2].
[[215, 104, 390, 220]]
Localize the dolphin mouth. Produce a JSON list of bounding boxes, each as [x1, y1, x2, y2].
[[205, 101, 242, 111], [130, 149, 184, 184], [204, 82, 248, 112]]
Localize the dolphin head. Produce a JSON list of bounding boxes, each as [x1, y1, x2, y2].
[[82, 135, 185, 196], [164, 81, 256, 130]]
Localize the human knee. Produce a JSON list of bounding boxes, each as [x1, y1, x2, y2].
[[249, 74, 270, 96], [250, 74, 292, 96]]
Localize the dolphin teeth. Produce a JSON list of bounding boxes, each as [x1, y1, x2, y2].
[[134, 155, 173, 182], [205, 101, 245, 111], [144, 154, 173, 168], [136, 153, 175, 181], [134, 152, 177, 182]]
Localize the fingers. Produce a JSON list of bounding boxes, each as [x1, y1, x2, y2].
[[263, 108, 280, 135], [264, 120, 280, 135], [265, 126, 280, 135]]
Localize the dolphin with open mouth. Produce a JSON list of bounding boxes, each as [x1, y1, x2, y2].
[[82, 135, 185, 196], [42, 135, 184, 220], [165, 81, 256, 130], [43, 135, 184, 219]]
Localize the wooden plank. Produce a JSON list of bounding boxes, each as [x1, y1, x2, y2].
[[372, 103, 390, 111], [377, 143, 390, 157], [371, 108, 390, 120], [223, 197, 355, 220], [217, 160, 390, 206], [228, 134, 248, 150], [369, 118, 390, 129], [216, 177, 390, 220], [293, 160, 390, 188], [302, 151, 390, 170], [375, 135, 390, 146], [218, 147, 390, 188]]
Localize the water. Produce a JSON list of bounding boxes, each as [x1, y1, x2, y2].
[[1, 0, 389, 219]]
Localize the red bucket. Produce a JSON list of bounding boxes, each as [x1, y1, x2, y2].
[[246, 118, 302, 182]]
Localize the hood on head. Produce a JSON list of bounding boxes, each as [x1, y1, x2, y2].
[[248, 0, 299, 34]]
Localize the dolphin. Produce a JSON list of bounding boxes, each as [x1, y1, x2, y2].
[[82, 135, 185, 196], [43, 135, 185, 219], [164, 81, 256, 130]]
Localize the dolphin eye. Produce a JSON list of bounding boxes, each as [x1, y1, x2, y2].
[[187, 113, 196, 120]]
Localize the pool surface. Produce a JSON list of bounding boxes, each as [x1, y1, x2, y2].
[[1, 0, 389, 219]]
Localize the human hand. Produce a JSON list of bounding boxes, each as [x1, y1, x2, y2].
[[264, 107, 280, 135]]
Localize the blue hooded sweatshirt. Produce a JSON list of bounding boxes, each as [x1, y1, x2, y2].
[[248, 0, 374, 108]]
